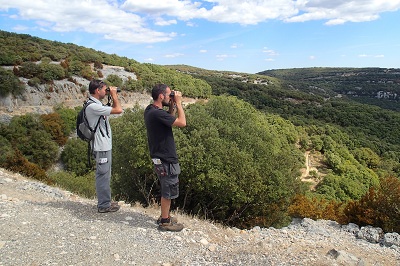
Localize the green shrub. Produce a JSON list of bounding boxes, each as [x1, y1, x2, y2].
[[123, 78, 143, 92], [0, 68, 24, 96], [61, 138, 90, 176], [47, 170, 96, 199], [5, 114, 59, 170], [80, 65, 96, 80], [54, 106, 79, 136], [111, 108, 154, 203], [0, 136, 14, 166], [104, 74, 123, 87], [111, 97, 305, 229], [17, 61, 42, 79], [40, 62, 66, 81], [28, 77, 41, 87], [69, 60, 85, 75]]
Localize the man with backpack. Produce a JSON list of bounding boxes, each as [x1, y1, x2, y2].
[[86, 79, 123, 213]]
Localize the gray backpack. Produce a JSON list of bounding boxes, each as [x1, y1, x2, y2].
[[76, 100, 101, 167]]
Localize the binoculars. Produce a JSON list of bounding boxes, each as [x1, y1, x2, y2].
[[106, 87, 121, 93]]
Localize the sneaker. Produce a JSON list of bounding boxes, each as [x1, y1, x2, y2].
[[158, 221, 184, 232], [111, 201, 119, 207], [156, 215, 178, 225], [98, 204, 120, 213]]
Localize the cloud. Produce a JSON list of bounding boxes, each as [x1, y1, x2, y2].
[[216, 54, 236, 61], [199, 49, 207, 53], [263, 47, 279, 56], [358, 54, 385, 58], [12, 24, 29, 31], [0, 0, 176, 43], [230, 43, 243, 49], [121, 0, 201, 15], [164, 53, 184, 58], [154, 17, 177, 26], [288, 0, 400, 25], [121, 0, 400, 25], [216, 54, 228, 61], [1, 0, 400, 45]]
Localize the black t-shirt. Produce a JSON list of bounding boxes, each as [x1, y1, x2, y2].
[[144, 104, 178, 163]]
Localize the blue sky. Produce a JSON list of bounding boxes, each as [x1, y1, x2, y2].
[[1, 0, 399, 74]]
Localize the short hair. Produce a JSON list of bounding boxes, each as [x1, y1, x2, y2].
[[151, 83, 168, 100], [89, 79, 106, 94]]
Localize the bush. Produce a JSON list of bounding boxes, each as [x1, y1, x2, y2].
[[3, 149, 49, 183], [344, 176, 400, 233], [28, 77, 41, 87], [20, 130, 59, 170], [40, 63, 66, 81], [69, 60, 85, 75], [0, 68, 24, 97], [110, 108, 154, 203], [0, 136, 14, 166], [54, 106, 79, 136], [40, 113, 68, 146], [5, 114, 59, 170], [80, 65, 96, 80], [288, 194, 347, 224], [111, 97, 305, 229], [47, 170, 96, 198], [104, 74, 123, 87], [17, 61, 41, 78], [61, 138, 91, 176]]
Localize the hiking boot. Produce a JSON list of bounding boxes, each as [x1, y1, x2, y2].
[[98, 204, 120, 213], [158, 221, 184, 232], [156, 215, 178, 225]]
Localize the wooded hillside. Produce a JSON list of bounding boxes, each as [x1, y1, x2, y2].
[[1, 30, 399, 232]]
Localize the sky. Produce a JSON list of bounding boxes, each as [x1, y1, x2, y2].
[[0, 0, 400, 74]]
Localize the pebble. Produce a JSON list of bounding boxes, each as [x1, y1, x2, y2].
[[0, 169, 399, 265]]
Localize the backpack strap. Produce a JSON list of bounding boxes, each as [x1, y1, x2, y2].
[[83, 99, 107, 168], [83, 99, 98, 168]]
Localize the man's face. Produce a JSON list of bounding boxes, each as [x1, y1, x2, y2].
[[162, 87, 172, 106], [97, 84, 107, 99]]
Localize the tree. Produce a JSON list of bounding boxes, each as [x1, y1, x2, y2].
[[0, 68, 24, 96], [353, 147, 380, 169]]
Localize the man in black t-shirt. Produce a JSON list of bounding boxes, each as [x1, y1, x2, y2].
[[144, 84, 186, 232]]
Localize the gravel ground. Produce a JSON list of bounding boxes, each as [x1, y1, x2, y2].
[[1, 168, 399, 266]]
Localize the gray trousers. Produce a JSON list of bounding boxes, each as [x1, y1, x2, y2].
[[94, 150, 112, 209]]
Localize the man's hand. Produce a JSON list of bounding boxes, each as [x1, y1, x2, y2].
[[108, 86, 119, 96], [171, 90, 186, 127], [172, 90, 182, 105], [108, 86, 123, 114]]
